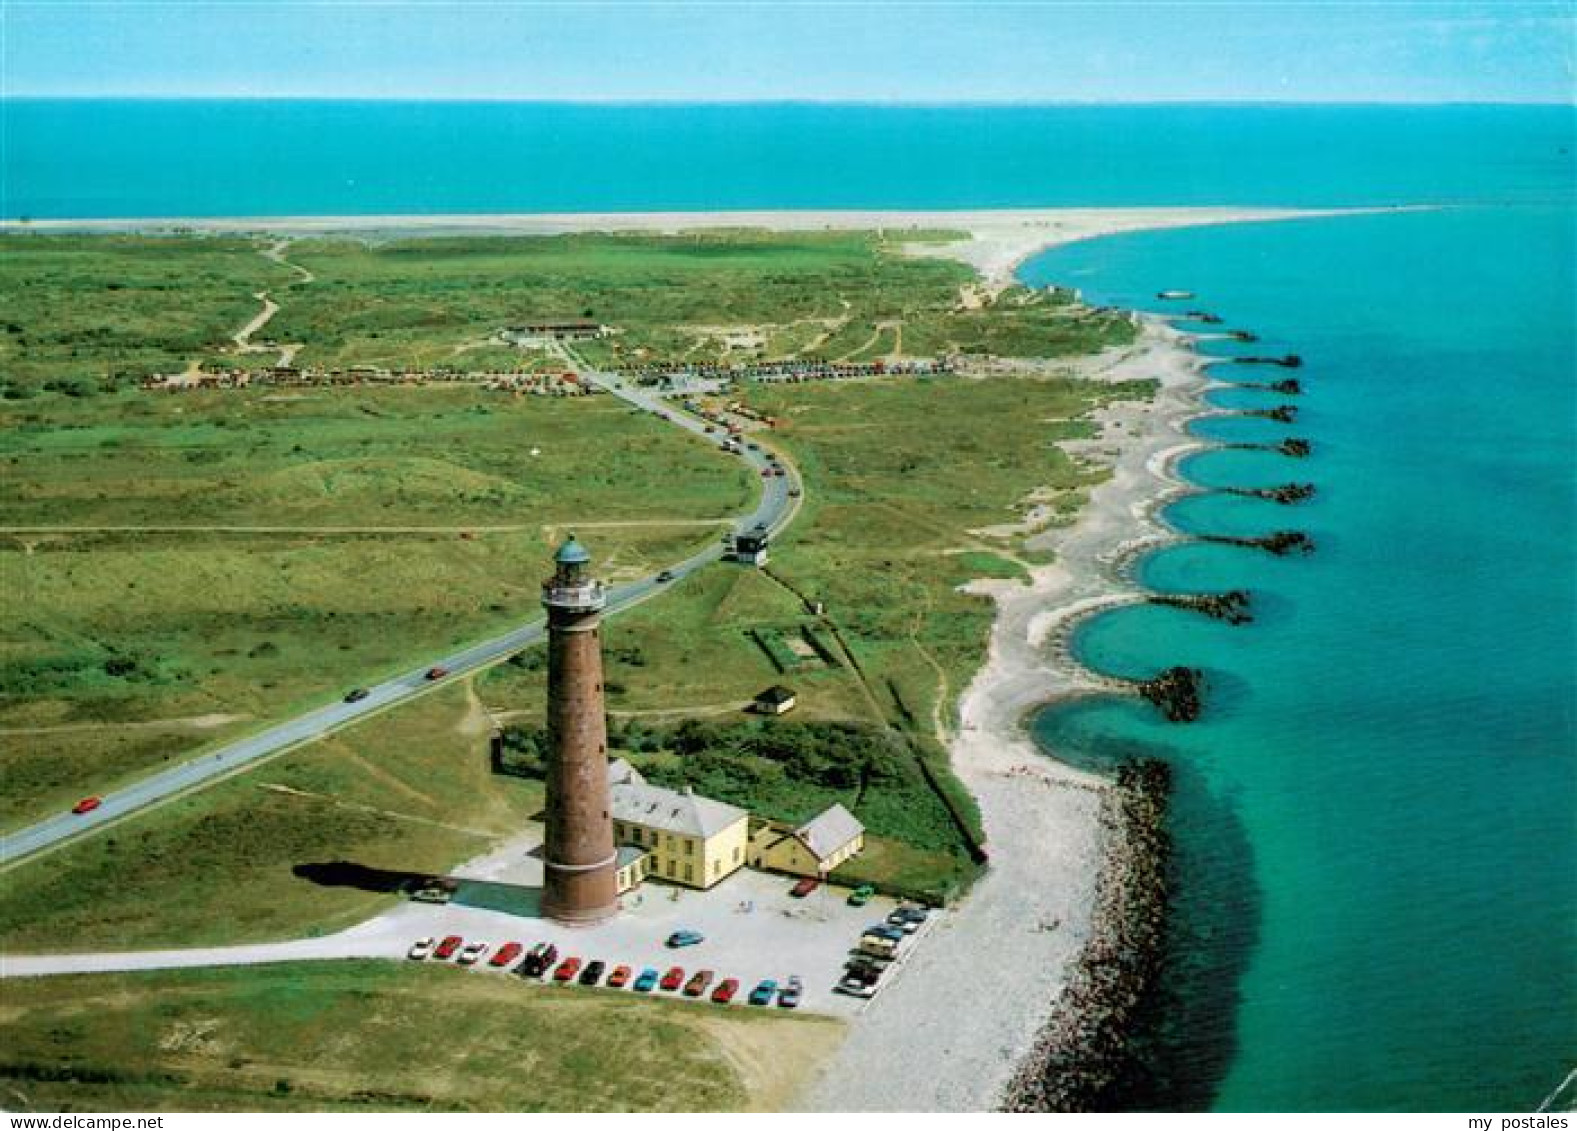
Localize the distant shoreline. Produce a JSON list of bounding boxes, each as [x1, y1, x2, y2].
[[0, 206, 1397, 288]]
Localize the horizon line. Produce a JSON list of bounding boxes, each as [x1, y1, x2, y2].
[[4, 94, 1573, 109]]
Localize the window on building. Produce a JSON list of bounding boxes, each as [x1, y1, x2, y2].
[[684, 864, 693, 882], [712, 859, 720, 876], [685, 838, 694, 856], [733, 846, 741, 863], [665, 860, 675, 878]]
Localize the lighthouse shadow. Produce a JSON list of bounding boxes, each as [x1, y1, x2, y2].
[[450, 879, 543, 917], [291, 861, 544, 918]]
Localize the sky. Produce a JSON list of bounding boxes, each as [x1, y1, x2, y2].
[[3, 1, 1573, 103]]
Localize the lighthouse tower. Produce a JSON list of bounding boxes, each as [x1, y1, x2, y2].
[[539, 535, 619, 924]]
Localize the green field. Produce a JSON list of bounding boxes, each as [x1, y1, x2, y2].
[[0, 961, 838, 1112], [0, 684, 538, 950], [0, 384, 749, 827], [0, 234, 296, 391]]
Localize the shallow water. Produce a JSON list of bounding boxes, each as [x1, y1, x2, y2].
[[1023, 203, 1576, 1111]]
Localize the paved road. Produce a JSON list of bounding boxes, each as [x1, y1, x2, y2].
[[0, 374, 800, 869]]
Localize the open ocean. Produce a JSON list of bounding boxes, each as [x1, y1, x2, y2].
[[5, 101, 1573, 1112]]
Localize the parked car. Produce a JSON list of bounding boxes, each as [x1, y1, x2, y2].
[[683, 969, 715, 997], [748, 979, 779, 1006], [660, 966, 686, 991], [656, 570, 675, 583], [433, 935, 464, 960], [889, 907, 929, 933], [778, 975, 803, 1009], [519, 942, 559, 977], [836, 968, 881, 999], [343, 688, 370, 703], [633, 967, 661, 992], [858, 935, 899, 959], [788, 487, 802, 498], [772, 467, 786, 478], [458, 941, 489, 966], [607, 964, 633, 989], [579, 960, 607, 986], [425, 666, 448, 681], [71, 796, 103, 815], [666, 930, 704, 948], [790, 878, 820, 898], [406, 937, 435, 960], [847, 884, 876, 906], [489, 942, 524, 969], [711, 978, 740, 1005], [552, 956, 583, 983]]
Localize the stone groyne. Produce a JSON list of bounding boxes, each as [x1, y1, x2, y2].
[[1000, 760, 1173, 1113]]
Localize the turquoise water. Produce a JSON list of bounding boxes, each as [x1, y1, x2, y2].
[[3, 101, 1572, 218], [4, 100, 1572, 1111], [1021, 205, 1576, 1111]]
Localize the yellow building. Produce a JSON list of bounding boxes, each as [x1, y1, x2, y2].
[[608, 762, 749, 890], [749, 803, 866, 878]]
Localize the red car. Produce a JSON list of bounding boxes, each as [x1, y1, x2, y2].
[[489, 941, 524, 969], [71, 796, 103, 815], [607, 964, 633, 989], [426, 666, 448, 681], [711, 978, 740, 1005], [552, 956, 583, 983], [433, 935, 464, 960], [790, 878, 819, 898], [660, 966, 685, 991]]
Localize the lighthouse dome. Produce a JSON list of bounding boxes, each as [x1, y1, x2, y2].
[[554, 535, 592, 565]]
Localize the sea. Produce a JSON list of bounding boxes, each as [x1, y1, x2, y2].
[[5, 101, 1573, 1112]]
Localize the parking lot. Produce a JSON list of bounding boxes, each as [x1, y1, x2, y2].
[[349, 828, 939, 1015]]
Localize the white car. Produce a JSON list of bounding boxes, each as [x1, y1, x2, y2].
[[457, 941, 490, 966], [407, 936, 435, 960]]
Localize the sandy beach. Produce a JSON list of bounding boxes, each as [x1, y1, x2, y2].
[[796, 313, 1214, 1111]]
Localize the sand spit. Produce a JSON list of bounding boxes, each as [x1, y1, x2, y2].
[[799, 315, 1214, 1111], [2, 205, 1388, 289]]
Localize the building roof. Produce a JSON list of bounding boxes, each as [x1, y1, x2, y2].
[[795, 803, 865, 860], [611, 781, 747, 839], [755, 685, 797, 705], [554, 534, 591, 565], [616, 845, 649, 868], [607, 758, 646, 787]]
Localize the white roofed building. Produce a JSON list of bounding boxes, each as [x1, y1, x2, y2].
[[609, 778, 749, 890], [749, 802, 866, 879]]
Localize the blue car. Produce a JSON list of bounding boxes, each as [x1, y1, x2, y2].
[[748, 979, 778, 1006], [666, 930, 704, 948], [633, 967, 660, 992]]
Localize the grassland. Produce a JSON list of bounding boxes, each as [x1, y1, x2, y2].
[[0, 683, 539, 950], [0, 234, 295, 391], [0, 961, 838, 1112], [0, 385, 749, 827], [0, 231, 1146, 906], [257, 231, 1133, 371]]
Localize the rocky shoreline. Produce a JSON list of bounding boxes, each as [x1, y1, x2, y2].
[[1000, 760, 1173, 1113]]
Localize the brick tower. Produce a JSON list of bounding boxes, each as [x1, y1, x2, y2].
[[540, 534, 619, 924]]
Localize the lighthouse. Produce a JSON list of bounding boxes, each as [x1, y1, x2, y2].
[[539, 535, 619, 924]]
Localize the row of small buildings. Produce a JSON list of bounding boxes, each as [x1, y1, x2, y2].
[[607, 759, 865, 895]]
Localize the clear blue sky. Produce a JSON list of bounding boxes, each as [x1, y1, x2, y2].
[[4, 2, 1572, 103]]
